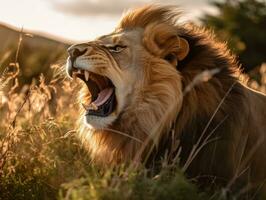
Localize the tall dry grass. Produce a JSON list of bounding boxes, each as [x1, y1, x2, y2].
[[0, 61, 210, 199], [0, 34, 89, 199], [0, 33, 265, 199]]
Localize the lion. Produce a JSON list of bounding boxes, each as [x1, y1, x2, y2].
[[66, 5, 266, 196]]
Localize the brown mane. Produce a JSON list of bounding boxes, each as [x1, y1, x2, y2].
[[117, 5, 180, 29], [74, 5, 266, 196]]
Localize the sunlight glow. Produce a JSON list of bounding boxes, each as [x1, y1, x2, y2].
[[0, 0, 119, 42], [0, 0, 217, 42]]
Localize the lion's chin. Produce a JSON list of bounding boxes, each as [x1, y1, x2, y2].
[[84, 114, 118, 129]]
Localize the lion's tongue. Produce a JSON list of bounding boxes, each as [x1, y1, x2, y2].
[[92, 88, 114, 107]]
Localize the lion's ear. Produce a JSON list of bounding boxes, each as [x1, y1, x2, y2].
[[175, 37, 189, 61], [162, 37, 189, 66], [143, 23, 190, 67]]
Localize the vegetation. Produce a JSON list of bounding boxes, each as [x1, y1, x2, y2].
[[201, 0, 266, 72], [0, 51, 214, 200], [1, 1, 266, 199]]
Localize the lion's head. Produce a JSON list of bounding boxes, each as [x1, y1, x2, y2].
[[66, 5, 192, 163], [66, 6, 190, 128]]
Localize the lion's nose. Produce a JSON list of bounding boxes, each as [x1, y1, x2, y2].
[[67, 44, 92, 61], [66, 44, 93, 77]]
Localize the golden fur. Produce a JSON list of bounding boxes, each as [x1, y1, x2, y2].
[[72, 5, 266, 195]]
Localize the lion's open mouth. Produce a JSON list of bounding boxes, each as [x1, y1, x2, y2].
[[73, 69, 117, 117]]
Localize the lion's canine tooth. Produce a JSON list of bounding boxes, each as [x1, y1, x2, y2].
[[85, 71, 89, 81], [78, 69, 82, 74], [82, 102, 98, 111], [89, 103, 98, 110]]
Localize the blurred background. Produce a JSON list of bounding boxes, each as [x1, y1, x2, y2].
[[0, 0, 220, 41], [0, 0, 265, 85], [1, 0, 266, 87], [0, 1, 265, 198]]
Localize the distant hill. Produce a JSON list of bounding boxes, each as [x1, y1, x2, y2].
[[0, 23, 70, 85]]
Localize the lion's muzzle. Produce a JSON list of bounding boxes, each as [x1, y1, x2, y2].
[[66, 43, 117, 117]]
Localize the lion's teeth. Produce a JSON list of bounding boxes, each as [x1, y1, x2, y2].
[[89, 103, 98, 110], [78, 69, 82, 74], [82, 103, 98, 111], [85, 71, 89, 81]]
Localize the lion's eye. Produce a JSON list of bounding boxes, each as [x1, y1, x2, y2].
[[107, 45, 126, 52]]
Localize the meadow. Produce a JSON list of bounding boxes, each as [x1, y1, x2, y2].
[[0, 26, 266, 200]]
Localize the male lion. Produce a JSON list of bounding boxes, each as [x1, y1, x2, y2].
[[66, 5, 266, 196]]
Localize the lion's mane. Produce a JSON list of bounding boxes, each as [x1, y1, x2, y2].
[[77, 5, 266, 193]]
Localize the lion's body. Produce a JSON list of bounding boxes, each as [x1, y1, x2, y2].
[[178, 82, 266, 191], [173, 26, 266, 187], [176, 27, 266, 191], [68, 5, 266, 196], [151, 24, 266, 193]]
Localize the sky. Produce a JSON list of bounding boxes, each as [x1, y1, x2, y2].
[[0, 0, 220, 42]]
